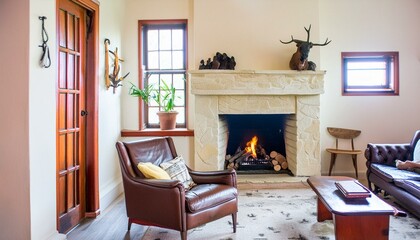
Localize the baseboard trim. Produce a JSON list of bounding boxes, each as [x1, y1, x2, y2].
[[46, 232, 66, 240], [100, 180, 124, 211]]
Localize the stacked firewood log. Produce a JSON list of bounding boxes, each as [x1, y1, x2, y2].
[[225, 148, 288, 171], [269, 151, 288, 171]]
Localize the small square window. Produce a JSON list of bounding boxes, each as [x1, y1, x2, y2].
[[342, 52, 399, 96]]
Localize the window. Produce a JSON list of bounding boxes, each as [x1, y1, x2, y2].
[[139, 20, 187, 129], [342, 52, 399, 96]]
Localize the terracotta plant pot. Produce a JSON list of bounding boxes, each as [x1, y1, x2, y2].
[[157, 111, 178, 130]]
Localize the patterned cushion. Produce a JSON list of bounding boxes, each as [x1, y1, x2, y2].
[[160, 156, 195, 189]]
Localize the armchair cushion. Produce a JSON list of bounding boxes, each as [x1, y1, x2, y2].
[[371, 163, 420, 182], [185, 184, 238, 213], [160, 156, 195, 189], [137, 162, 171, 180]]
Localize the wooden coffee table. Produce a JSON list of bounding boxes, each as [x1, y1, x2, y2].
[[307, 176, 396, 240]]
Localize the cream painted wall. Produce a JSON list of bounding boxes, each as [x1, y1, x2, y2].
[[0, 1, 31, 240], [121, 0, 195, 166], [121, 0, 420, 176], [193, 0, 321, 70], [98, 0, 126, 212], [2, 1, 418, 239], [319, 0, 420, 176], [29, 1, 62, 239], [121, 0, 192, 129], [1, 0, 127, 239]]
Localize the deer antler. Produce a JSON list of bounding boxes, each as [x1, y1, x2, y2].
[[305, 24, 332, 46], [312, 38, 332, 46], [305, 25, 311, 42], [280, 35, 305, 45]]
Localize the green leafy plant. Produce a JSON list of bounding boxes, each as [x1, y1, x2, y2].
[[128, 82, 154, 104], [154, 80, 176, 112], [129, 80, 177, 112]]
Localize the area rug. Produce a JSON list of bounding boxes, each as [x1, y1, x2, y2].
[[141, 187, 420, 240]]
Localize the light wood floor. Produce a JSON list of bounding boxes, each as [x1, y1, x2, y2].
[[66, 195, 146, 240]]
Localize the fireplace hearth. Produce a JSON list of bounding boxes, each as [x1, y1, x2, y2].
[[189, 70, 325, 177]]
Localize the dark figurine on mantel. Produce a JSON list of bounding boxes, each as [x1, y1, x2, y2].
[[280, 25, 331, 71], [199, 52, 236, 70]]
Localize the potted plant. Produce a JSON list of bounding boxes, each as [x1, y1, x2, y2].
[[129, 80, 178, 130]]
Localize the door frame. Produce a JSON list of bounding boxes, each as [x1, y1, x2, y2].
[[56, 0, 100, 218]]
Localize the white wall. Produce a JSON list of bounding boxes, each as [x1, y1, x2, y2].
[[319, 0, 420, 175], [0, 1, 31, 239]]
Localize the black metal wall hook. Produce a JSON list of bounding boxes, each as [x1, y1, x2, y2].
[[39, 16, 51, 68]]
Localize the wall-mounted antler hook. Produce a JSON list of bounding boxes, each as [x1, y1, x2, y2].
[[38, 16, 51, 68]]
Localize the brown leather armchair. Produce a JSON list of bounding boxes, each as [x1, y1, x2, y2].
[[116, 137, 238, 240]]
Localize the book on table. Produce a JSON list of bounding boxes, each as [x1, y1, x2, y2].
[[335, 180, 371, 198]]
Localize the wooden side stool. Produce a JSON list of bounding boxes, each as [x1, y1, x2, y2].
[[326, 127, 362, 178]]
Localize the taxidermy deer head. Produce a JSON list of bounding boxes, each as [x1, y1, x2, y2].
[[280, 25, 331, 71]]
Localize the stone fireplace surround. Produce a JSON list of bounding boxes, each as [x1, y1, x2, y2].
[[189, 70, 325, 176]]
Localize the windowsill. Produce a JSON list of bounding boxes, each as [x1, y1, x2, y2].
[[121, 128, 194, 137], [342, 91, 399, 96]]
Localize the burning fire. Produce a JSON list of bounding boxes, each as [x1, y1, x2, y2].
[[245, 136, 258, 158]]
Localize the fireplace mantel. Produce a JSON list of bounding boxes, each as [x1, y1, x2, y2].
[[190, 70, 325, 96], [189, 70, 326, 176]]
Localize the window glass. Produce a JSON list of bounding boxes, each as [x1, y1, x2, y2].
[[342, 52, 399, 96], [147, 30, 159, 51], [140, 20, 187, 128], [159, 30, 172, 50], [147, 52, 159, 69], [172, 29, 184, 50]]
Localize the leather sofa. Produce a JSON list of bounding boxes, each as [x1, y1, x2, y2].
[[365, 130, 420, 219]]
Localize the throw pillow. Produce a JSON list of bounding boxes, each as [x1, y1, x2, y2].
[[137, 162, 171, 180], [413, 140, 420, 163], [160, 156, 195, 189]]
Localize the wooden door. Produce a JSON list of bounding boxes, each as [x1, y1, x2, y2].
[[57, 0, 86, 233]]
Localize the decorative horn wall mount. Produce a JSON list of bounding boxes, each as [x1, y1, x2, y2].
[[104, 38, 129, 94]]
